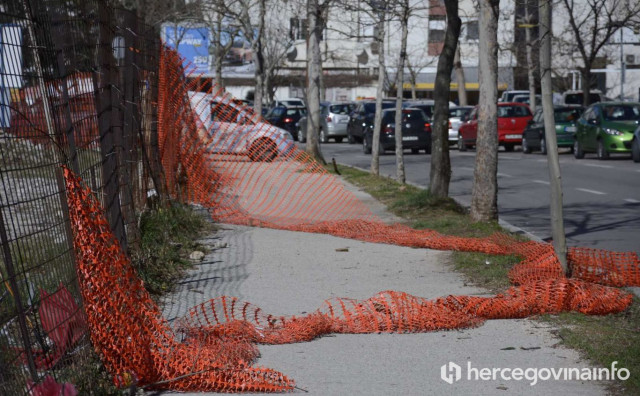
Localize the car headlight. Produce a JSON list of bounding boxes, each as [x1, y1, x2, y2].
[[603, 128, 623, 136]]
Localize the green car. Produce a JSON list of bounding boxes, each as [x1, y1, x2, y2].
[[522, 106, 583, 154], [574, 102, 640, 159]]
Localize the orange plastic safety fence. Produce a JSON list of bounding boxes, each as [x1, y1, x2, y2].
[[61, 46, 638, 392]]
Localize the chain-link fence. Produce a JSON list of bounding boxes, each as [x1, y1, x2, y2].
[[0, 0, 164, 393]]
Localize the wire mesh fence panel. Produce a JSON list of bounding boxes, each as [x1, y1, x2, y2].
[[1, 0, 162, 394]]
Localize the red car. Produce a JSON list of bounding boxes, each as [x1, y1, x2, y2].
[[457, 103, 533, 152]]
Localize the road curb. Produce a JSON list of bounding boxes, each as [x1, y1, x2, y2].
[[340, 163, 545, 243]]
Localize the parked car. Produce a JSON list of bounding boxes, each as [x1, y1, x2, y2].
[[512, 94, 542, 107], [561, 90, 602, 106], [522, 106, 584, 154], [574, 102, 640, 160], [362, 108, 431, 155], [633, 125, 640, 163], [273, 98, 305, 108], [297, 101, 355, 143], [448, 106, 474, 145], [265, 105, 307, 139], [499, 90, 529, 102], [458, 103, 533, 152], [189, 92, 295, 161], [346, 100, 395, 143], [401, 99, 457, 120]]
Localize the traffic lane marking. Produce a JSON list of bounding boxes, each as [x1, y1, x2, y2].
[[576, 188, 606, 195]]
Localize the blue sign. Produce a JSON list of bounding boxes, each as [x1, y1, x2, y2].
[[162, 25, 210, 75]]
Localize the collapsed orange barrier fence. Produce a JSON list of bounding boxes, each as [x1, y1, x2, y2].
[[61, 46, 639, 392]]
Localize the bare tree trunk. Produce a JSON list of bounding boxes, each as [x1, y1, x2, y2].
[[408, 60, 418, 99], [581, 68, 593, 107], [214, 12, 225, 89], [371, 11, 386, 176], [454, 44, 467, 106], [251, 0, 266, 116], [305, 0, 326, 163], [470, 0, 500, 222], [539, 0, 568, 274], [394, 2, 410, 184], [430, 0, 461, 198], [524, 5, 536, 113]]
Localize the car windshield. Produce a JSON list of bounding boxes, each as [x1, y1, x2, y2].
[[329, 104, 353, 114], [286, 108, 306, 116], [364, 102, 395, 113], [601, 104, 640, 121], [554, 108, 583, 123], [564, 93, 601, 105], [497, 105, 531, 117], [282, 100, 304, 106], [449, 107, 472, 118], [267, 107, 286, 117], [411, 105, 433, 118]]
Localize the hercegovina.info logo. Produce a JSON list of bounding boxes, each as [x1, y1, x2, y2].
[[440, 361, 630, 386]]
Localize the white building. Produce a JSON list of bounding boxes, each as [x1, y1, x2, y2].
[[187, 0, 640, 104]]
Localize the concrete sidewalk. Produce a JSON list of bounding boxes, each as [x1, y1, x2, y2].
[[155, 186, 607, 396]]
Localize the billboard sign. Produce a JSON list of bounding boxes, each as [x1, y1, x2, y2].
[[161, 24, 210, 74]]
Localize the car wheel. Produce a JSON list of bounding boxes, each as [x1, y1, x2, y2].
[[504, 143, 515, 152], [320, 128, 327, 143], [632, 138, 640, 163], [540, 137, 547, 155], [335, 137, 343, 143], [457, 134, 467, 151], [249, 138, 277, 162], [522, 137, 532, 154], [573, 139, 584, 159], [597, 140, 609, 160], [425, 143, 431, 155], [347, 131, 355, 144], [411, 148, 420, 154], [298, 128, 306, 143]]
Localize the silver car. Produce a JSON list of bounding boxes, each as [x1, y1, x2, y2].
[[448, 106, 473, 144], [297, 101, 355, 143]]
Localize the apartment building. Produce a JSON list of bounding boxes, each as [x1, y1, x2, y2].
[[166, 0, 640, 104]]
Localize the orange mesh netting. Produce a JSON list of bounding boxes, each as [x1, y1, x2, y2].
[[61, 46, 639, 392]]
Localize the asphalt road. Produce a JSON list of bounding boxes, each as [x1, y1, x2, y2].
[[314, 142, 640, 255]]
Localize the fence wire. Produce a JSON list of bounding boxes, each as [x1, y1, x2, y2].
[[0, 0, 163, 393]]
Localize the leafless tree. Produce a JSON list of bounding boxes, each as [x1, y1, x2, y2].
[[453, 45, 467, 106], [519, 2, 537, 112], [220, 0, 268, 115], [406, 48, 435, 100], [558, 0, 640, 106], [305, 0, 331, 162], [470, 0, 499, 222], [393, 0, 411, 183], [263, 22, 296, 105], [370, 0, 388, 176], [539, 0, 568, 274], [197, 0, 241, 89], [429, 0, 461, 198]]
